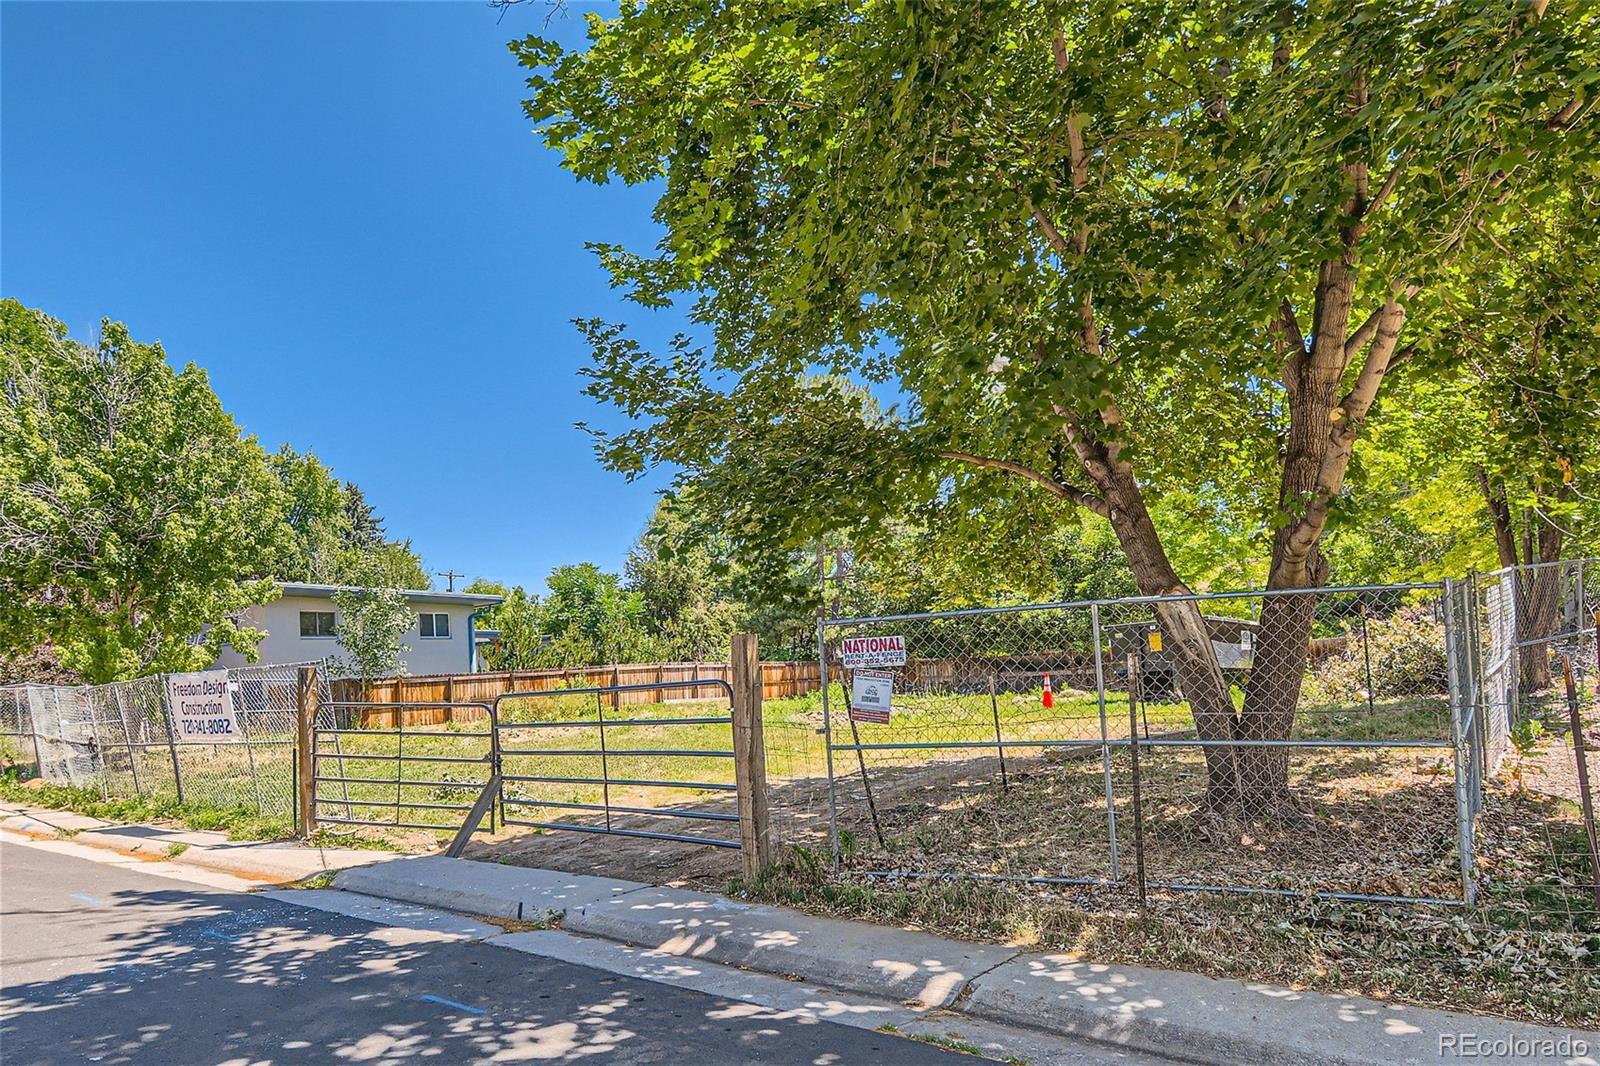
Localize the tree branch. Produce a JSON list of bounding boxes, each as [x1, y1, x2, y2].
[[938, 449, 1109, 516], [1338, 300, 1406, 423], [1276, 300, 1306, 356], [1343, 302, 1389, 363], [1351, 149, 1410, 239]]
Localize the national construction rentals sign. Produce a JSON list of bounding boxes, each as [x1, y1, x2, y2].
[[166, 670, 242, 743], [839, 635, 906, 668]]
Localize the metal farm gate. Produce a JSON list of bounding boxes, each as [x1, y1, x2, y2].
[[306, 678, 748, 854], [310, 700, 499, 854], [492, 679, 742, 848]]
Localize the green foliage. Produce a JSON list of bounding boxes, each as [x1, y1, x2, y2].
[[0, 300, 433, 682], [1306, 608, 1448, 703], [269, 446, 348, 583], [469, 564, 657, 669], [1510, 718, 1547, 756], [0, 779, 292, 842], [541, 563, 655, 664], [467, 580, 547, 671], [627, 495, 742, 658], [0, 301, 285, 682], [327, 586, 414, 680], [270, 445, 429, 588], [516, 0, 1595, 607]]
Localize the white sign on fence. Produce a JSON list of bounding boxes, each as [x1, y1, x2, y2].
[[850, 669, 894, 724], [840, 635, 907, 668], [166, 670, 242, 743]]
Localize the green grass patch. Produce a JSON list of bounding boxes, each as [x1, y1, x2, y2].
[[0, 780, 292, 841]]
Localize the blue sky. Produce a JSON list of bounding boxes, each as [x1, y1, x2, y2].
[[2, 1, 679, 592]]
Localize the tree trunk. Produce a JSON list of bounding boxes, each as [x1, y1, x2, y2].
[[1236, 251, 1389, 803], [1090, 457, 1242, 807], [1518, 507, 1564, 691], [1477, 467, 1518, 570]]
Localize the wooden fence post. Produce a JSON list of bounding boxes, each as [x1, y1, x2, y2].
[[730, 633, 772, 882], [297, 665, 319, 839]]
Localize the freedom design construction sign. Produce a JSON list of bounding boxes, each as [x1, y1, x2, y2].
[[166, 670, 242, 743]]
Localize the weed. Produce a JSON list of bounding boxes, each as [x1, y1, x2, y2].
[[165, 842, 189, 858], [1511, 718, 1547, 755], [284, 871, 339, 890], [876, 1026, 994, 1060], [0, 780, 292, 841]]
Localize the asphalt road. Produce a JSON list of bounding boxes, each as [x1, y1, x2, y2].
[[0, 840, 979, 1065]]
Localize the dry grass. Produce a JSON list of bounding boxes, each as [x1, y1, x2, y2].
[[741, 795, 1598, 1029]]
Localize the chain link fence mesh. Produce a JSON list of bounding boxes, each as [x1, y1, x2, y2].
[[0, 662, 314, 822], [813, 583, 1474, 902], [0, 560, 1592, 931]]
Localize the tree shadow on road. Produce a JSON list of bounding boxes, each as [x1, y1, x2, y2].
[[0, 878, 944, 1064]]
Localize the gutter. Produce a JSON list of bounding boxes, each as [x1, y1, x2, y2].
[[467, 607, 488, 672]]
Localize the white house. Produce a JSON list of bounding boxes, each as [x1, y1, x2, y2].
[[212, 583, 504, 676]]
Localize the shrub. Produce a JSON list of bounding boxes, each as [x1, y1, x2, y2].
[[1307, 607, 1447, 703]]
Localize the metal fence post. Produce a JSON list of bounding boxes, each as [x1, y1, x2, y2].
[[296, 665, 319, 839], [1091, 603, 1121, 880], [731, 633, 773, 881], [1443, 579, 1477, 905], [112, 686, 144, 798], [817, 617, 842, 870], [596, 691, 611, 832], [1125, 652, 1147, 907], [28, 701, 45, 780]]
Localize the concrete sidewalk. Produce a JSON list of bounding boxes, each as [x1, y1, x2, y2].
[[332, 854, 1600, 1066], [0, 802, 395, 885]]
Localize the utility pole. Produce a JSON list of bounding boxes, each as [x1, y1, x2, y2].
[[435, 569, 465, 592]]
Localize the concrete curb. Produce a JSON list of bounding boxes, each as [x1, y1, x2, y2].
[[963, 953, 1599, 1066], [329, 855, 1600, 1066], [333, 855, 645, 921], [563, 884, 1017, 1009], [0, 805, 394, 885]]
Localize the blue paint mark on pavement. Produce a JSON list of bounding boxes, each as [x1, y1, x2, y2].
[[202, 929, 235, 943], [418, 994, 485, 1016], [70, 893, 99, 905]]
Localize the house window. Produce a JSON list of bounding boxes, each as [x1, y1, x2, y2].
[[299, 611, 336, 638], [419, 612, 450, 638]]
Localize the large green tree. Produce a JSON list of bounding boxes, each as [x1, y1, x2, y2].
[[1414, 181, 1600, 685], [520, 0, 1593, 808], [0, 302, 285, 681], [270, 444, 429, 589]]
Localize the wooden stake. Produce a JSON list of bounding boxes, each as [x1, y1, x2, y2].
[[842, 665, 886, 850], [297, 665, 320, 839], [731, 633, 772, 880], [989, 673, 1009, 789]]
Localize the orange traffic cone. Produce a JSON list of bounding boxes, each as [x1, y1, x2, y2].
[[1042, 672, 1054, 709]]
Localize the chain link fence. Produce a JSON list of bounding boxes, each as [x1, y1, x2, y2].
[[814, 582, 1477, 904], [0, 662, 315, 822]]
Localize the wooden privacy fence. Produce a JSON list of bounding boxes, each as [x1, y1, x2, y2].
[[331, 660, 822, 727], [327, 656, 1119, 728]]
